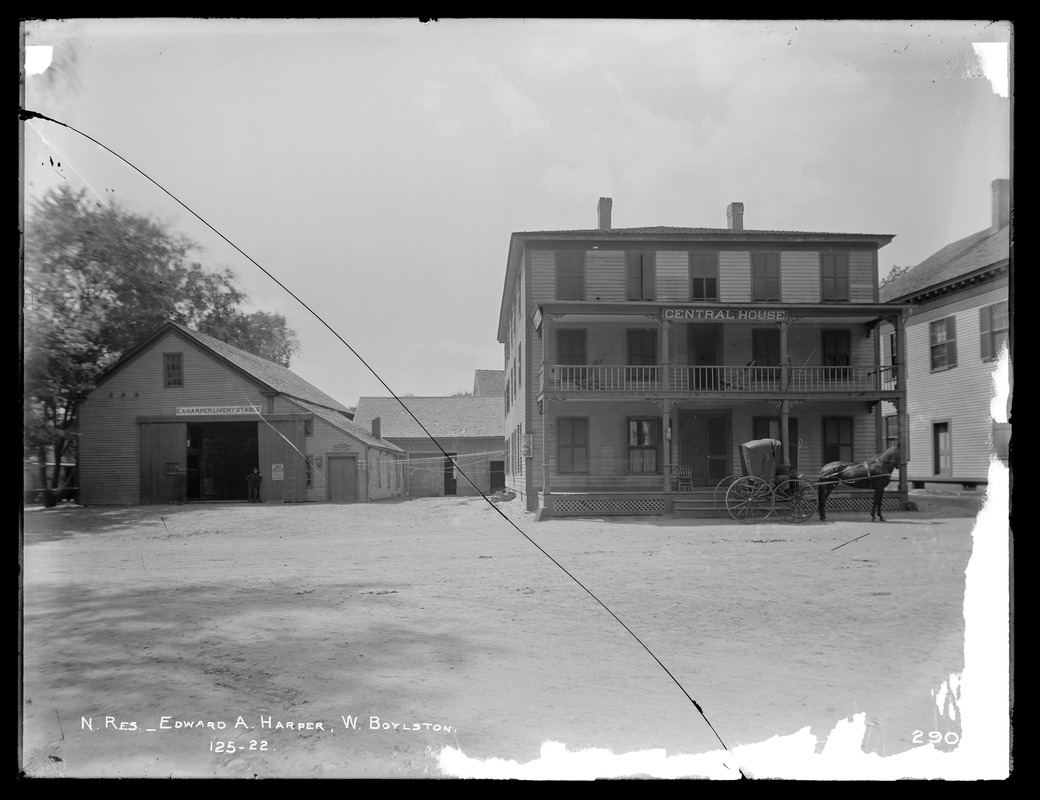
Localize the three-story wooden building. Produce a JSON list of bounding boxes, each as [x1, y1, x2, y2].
[[499, 198, 911, 518]]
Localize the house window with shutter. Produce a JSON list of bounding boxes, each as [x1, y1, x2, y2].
[[821, 252, 850, 301], [930, 317, 957, 371], [822, 417, 854, 463], [558, 418, 588, 474], [979, 301, 1009, 362], [626, 252, 655, 300], [163, 353, 184, 388], [556, 251, 585, 300], [690, 251, 718, 300], [751, 253, 781, 301]]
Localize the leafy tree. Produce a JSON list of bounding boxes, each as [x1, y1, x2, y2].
[[23, 185, 300, 505]]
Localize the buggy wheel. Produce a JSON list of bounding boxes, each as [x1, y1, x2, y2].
[[713, 475, 737, 510], [726, 477, 774, 524], [775, 478, 818, 523]]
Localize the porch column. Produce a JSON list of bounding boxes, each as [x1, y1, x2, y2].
[[895, 310, 910, 496], [779, 320, 791, 473], [661, 399, 672, 493], [660, 317, 670, 391], [541, 313, 552, 501]]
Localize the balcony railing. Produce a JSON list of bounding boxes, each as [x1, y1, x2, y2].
[[542, 364, 897, 394]]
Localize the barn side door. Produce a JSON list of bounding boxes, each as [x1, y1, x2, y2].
[[257, 418, 307, 503], [140, 422, 188, 503]]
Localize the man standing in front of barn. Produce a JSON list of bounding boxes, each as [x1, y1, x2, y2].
[[246, 467, 262, 503]]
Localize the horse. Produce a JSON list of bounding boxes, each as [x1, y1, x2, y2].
[[817, 446, 901, 522]]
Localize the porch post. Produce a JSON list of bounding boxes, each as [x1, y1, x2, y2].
[[661, 399, 672, 493], [779, 319, 791, 474], [895, 310, 910, 496], [541, 312, 552, 504]]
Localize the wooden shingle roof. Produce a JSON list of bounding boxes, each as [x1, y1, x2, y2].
[[880, 225, 1010, 303], [354, 396, 505, 440], [472, 369, 505, 397]]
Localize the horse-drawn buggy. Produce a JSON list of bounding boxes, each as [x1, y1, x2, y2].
[[719, 439, 901, 524], [722, 439, 817, 524]]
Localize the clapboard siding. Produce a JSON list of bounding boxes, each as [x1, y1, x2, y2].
[[719, 251, 751, 302], [782, 252, 820, 303], [901, 286, 1007, 482], [586, 250, 626, 301], [849, 250, 877, 302], [656, 251, 689, 301]]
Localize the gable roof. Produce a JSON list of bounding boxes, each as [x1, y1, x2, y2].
[[880, 224, 1010, 303], [294, 399, 403, 453], [354, 396, 504, 440], [166, 323, 352, 412], [473, 369, 505, 397]]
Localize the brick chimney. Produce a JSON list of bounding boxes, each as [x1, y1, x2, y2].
[[992, 179, 1010, 232], [371, 417, 381, 440], [727, 202, 744, 232], [597, 197, 612, 230]]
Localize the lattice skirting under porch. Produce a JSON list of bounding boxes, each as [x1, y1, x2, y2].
[[820, 492, 904, 512], [552, 497, 668, 515]]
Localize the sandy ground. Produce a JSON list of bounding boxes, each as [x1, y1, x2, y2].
[[19, 480, 1010, 780]]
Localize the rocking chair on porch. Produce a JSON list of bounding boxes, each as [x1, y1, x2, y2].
[[675, 466, 694, 492]]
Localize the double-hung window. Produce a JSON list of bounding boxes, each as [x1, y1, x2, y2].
[[930, 317, 957, 371], [690, 251, 718, 300], [822, 417, 853, 463], [164, 353, 184, 387], [627, 418, 660, 474], [979, 301, 1008, 361]]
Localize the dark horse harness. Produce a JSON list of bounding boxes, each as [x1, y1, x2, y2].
[[818, 446, 900, 521]]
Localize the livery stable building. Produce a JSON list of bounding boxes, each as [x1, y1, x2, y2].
[[77, 322, 405, 505], [499, 197, 913, 519]]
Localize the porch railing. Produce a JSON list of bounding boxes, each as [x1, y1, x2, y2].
[[542, 364, 897, 393]]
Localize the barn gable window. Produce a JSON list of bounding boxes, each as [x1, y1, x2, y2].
[[163, 353, 184, 387]]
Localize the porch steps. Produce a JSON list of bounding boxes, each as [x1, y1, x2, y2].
[[673, 488, 729, 519]]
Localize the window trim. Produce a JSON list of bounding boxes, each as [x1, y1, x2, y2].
[[626, 417, 661, 474], [557, 416, 589, 475], [929, 316, 958, 372], [555, 251, 586, 301], [163, 352, 184, 388]]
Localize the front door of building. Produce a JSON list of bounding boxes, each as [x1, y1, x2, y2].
[[679, 412, 731, 486], [328, 455, 358, 501]]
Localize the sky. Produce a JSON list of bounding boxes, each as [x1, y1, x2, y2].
[[21, 19, 1012, 408]]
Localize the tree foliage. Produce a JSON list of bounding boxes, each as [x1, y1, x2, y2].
[[23, 185, 300, 504]]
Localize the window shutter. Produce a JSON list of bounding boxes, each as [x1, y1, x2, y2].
[[946, 317, 957, 367], [626, 253, 642, 300], [979, 307, 993, 361]]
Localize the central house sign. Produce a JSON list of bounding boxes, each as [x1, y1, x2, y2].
[[663, 307, 789, 322]]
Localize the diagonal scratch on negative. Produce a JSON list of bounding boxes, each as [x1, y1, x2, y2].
[[21, 107, 748, 776]]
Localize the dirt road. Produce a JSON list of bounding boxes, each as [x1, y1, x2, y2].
[[19, 480, 1009, 779]]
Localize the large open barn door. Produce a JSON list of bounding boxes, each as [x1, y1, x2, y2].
[[140, 422, 188, 503]]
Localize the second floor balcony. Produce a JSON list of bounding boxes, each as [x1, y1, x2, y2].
[[540, 363, 899, 397]]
